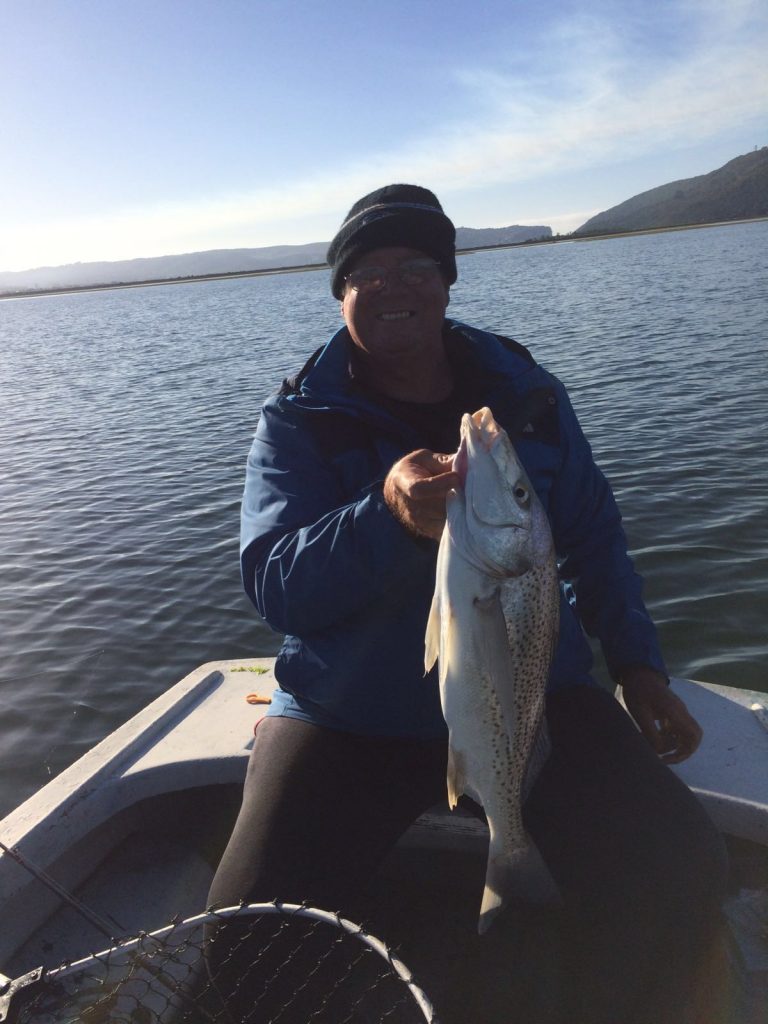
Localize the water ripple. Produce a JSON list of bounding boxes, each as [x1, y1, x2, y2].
[[0, 222, 766, 815]]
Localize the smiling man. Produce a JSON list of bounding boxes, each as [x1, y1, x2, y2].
[[207, 185, 727, 1023], [340, 245, 453, 402]]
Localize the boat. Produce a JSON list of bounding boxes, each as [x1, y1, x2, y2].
[[1, 658, 766, 1022]]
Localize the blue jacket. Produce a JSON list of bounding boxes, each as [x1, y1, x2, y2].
[[240, 319, 667, 737]]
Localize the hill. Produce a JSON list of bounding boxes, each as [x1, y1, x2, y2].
[[574, 149, 768, 236], [0, 242, 330, 297], [455, 225, 551, 248], [0, 225, 550, 297]]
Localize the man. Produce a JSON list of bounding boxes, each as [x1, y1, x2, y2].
[[208, 185, 727, 1023]]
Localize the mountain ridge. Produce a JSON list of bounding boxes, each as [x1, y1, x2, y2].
[[574, 149, 768, 235], [0, 225, 551, 296], [3, 149, 766, 298]]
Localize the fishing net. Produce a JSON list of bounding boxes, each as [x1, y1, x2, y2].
[[1, 902, 438, 1024]]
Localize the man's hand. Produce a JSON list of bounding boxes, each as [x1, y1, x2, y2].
[[383, 449, 459, 541], [620, 666, 703, 763]]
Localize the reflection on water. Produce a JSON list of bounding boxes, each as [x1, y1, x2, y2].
[[0, 221, 766, 816]]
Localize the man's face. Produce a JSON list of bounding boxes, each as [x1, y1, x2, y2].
[[340, 246, 450, 365]]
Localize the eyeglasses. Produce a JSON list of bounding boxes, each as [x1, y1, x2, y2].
[[344, 258, 442, 294]]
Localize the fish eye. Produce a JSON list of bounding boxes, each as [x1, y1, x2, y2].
[[514, 485, 528, 501]]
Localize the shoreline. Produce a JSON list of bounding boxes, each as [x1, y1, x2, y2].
[[2, 215, 766, 301]]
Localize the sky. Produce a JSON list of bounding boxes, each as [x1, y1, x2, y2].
[[1, 0, 766, 273]]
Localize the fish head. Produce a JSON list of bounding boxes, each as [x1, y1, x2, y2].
[[450, 407, 552, 576]]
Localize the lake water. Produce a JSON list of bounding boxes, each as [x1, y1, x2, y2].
[[1, 221, 766, 818]]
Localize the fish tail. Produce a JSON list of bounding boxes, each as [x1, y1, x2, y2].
[[479, 843, 526, 934], [479, 838, 561, 934]]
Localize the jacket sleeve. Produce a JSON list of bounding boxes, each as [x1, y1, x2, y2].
[[240, 399, 436, 636], [548, 380, 668, 681]]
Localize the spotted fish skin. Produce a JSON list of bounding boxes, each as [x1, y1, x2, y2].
[[425, 407, 560, 933]]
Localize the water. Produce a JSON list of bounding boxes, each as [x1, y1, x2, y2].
[[1, 222, 766, 817]]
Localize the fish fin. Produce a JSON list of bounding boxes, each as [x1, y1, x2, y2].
[[522, 715, 551, 802], [479, 838, 561, 934], [424, 587, 440, 675], [446, 743, 465, 810], [425, 525, 452, 676]]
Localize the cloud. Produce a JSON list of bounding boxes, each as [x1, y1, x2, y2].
[[2, 1, 766, 271], [424, 8, 767, 188]]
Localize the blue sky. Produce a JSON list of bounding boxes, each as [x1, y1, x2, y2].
[[1, 0, 766, 272]]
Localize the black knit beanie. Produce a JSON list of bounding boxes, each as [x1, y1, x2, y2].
[[327, 184, 457, 299]]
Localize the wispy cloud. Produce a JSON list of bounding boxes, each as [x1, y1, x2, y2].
[[2, 1, 766, 271], [417, 6, 767, 189]]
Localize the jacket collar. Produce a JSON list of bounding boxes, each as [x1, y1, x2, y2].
[[300, 320, 521, 394]]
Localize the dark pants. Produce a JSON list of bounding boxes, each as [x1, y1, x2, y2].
[[207, 686, 728, 1023]]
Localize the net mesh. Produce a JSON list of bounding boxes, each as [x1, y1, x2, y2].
[[5, 902, 437, 1024]]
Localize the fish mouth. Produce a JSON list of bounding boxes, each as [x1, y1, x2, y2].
[[456, 409, 500, 484], [459, 408, 531, 528], [462, 408, 503, 451]]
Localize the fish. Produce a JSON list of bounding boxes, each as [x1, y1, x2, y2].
[[425, 407, 560, 933]]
